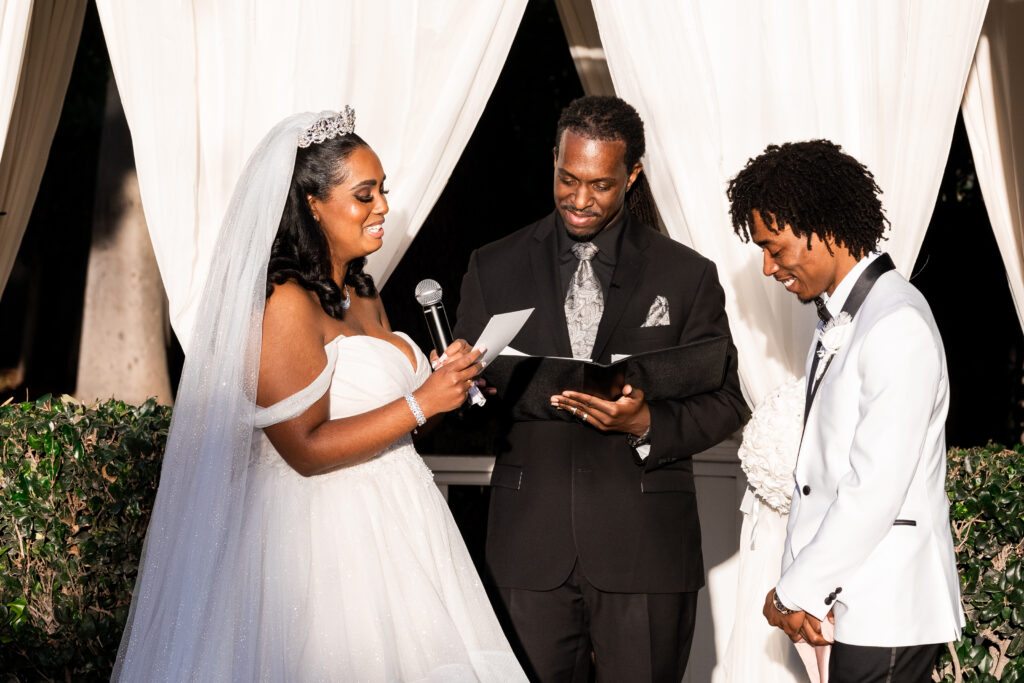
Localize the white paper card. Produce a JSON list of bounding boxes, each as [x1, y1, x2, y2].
[[473, 309, 534, 367]]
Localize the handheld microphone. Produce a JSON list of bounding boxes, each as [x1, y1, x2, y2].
[[414, 279, 485, 406]]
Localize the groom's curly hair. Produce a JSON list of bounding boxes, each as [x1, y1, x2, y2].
[[726, 139, 888, 259], [267, 133, 377, 318]]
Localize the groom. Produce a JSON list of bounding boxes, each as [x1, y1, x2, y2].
[[727, 140, 963, 682], [454, 95, 747, 681]]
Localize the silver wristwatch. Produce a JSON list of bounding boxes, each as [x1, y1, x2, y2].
[[626, 427, 651, 449], [772, 590, 797, 616]]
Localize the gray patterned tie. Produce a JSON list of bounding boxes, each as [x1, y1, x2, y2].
[[565, 242, 604, 359]]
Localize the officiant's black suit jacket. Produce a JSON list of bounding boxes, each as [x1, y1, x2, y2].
[[454, 211, 747, 594]]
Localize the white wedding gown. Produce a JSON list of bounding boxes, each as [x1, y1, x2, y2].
[[237, 332, 526, 682], [711, 490, 810, 683]]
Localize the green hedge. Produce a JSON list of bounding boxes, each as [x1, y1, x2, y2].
[[0, 395, 169, 681], [938, 444, 1024, 682], [0, 397, 1021, 680]]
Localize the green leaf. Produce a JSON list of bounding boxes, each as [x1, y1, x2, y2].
[[1008, 632, 1024, 658], [6, 596, 27, 630], [25, 432, 42, 452]]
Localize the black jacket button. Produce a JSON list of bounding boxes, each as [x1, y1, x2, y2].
[[802, 485, 811, 495], [824, 596, 833, 605]]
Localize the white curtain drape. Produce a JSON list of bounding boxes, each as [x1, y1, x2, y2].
[[96, 0, 527, 349], [0, 0, 86, 299], [0, 1, 32, 155], [962, 0, 1024, 333], [592, 1, 987, 680], [593, 0, 987, 408]]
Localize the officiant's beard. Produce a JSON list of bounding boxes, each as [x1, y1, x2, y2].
[[560, 205, 619, 242]]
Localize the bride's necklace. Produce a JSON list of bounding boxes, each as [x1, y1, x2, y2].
[[341, 285, 351, 310]]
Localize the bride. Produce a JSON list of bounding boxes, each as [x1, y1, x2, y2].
[[113, 109, 527, 681]]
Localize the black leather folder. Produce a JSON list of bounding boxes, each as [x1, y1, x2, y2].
[[483, 336, 730, 422]]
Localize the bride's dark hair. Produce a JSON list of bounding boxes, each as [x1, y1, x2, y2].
[[266, 133, 378, 318]]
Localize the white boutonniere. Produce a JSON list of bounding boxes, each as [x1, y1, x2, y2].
[[815, 311, 853, 381]]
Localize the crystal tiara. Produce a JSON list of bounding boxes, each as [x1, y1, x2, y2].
[[298, 106, 356, 148]]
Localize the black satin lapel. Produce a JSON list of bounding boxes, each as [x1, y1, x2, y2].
[[843, 253, 895, 316], [530, 227, 573, 357], [590, 229, 646, 362], [802, 253, 896, 428]]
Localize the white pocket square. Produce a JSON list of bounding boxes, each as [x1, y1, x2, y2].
[[642, 296, 670, 327]]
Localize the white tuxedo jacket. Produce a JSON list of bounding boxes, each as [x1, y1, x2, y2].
[[776, 268, 964, 647]]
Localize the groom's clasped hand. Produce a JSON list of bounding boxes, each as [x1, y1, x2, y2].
[[763, 589, 833, 646]]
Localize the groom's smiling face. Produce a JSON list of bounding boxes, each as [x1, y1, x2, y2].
[[750, 209, 846, 302]]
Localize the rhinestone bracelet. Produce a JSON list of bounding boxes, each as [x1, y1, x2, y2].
[[404, 393, 426, 428]]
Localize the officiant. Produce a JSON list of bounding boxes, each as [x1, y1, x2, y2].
[[454, 95, 747, 682]]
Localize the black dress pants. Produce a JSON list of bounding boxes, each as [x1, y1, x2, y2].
[[496, 560, 697, 683], [829, 641, 943, 683]]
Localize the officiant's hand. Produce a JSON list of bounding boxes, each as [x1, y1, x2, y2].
[[763, 589, 806, 642], [550, 384, 651, 436]]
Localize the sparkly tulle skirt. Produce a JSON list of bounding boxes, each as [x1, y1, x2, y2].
[[233, 432, 523, 682]]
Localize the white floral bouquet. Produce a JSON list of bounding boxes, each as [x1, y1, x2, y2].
[[738, 376, 805, 514]]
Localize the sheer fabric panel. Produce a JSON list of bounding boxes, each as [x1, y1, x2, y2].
[[0, 0, 86, 298], [962, 0, 1024, 333], [96, 0, 527, 349], [592, 0, 987, 407]]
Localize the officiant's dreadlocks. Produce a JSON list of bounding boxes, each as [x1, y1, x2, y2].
[[726, 139, 888, 259]]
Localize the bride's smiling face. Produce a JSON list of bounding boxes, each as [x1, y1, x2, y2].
[[308, 145, 389, 263]]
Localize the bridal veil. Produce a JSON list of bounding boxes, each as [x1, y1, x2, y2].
[[113, 112, 321, 680]]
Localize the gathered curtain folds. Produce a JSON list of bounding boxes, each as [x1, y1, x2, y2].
[[0, 1, 32, 162], [592, 0, 987, 409], [0, 0, 86, 299], [591, 0, 987, 680], [95, 0, 528, 350], [962, 0, 1024, 334]]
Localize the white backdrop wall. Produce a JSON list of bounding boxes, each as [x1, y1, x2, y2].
[[96, 0, 528, 350]]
